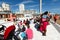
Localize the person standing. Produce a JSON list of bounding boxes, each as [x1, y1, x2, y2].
[[25, 19, 30, 26], [19, 25, 27, 40], [40, 11, 49, 36], [26, 25, 33, 40], [54, 14, 59, 23]]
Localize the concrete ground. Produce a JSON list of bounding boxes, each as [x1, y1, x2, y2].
[[30, 23, 60, 40]]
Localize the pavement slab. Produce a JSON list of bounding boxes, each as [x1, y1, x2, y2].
[[30, 23, 60, 40]]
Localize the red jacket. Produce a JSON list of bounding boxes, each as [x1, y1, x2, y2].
[[4, 25, 15, 40]]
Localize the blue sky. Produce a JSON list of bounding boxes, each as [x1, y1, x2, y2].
[[0, 0, 60, 14], [0, 0, 40, 13], [42, 0, 60, 14]]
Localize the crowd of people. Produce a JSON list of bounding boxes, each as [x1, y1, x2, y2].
[[0, 11, 52, 40], [3, 19, 33, 40]]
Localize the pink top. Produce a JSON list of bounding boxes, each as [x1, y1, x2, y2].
[[26, 28, 33, 39], [42, 18, 46, 22]]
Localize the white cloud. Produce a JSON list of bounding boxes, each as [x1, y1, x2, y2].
[[15, 8, 19, 12], [21, 0, 34, 4], [10, 4, 19, 7], [10, 0, 34, 7], [51, 8, 60, 13], [52, 0, 58, 2], [29, 5, 39, 7]]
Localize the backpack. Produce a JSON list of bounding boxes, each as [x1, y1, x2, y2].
[[26, 28, 33, 39], [21, 32, 26, 38], [35, 22, 40, 29]]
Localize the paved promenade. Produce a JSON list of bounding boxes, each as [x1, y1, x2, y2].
[[0, 19, 60, 40], [30, 23, 60, 40]]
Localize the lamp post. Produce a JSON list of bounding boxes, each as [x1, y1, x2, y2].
[[40, 0, 42, 14]]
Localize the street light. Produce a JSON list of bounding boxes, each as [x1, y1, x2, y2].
[[40, 0, 42, 14]]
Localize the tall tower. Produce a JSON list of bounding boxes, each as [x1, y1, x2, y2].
[[19, 4, 25, 13]]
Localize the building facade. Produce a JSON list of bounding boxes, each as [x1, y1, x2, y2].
[[19, 4, 25, 13], [2, 2, 10, 11]]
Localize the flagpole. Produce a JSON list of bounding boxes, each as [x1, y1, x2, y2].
[[40, 0, 42, 14]]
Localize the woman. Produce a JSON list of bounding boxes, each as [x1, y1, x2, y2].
[[40, 11, 49, 36], [26, 25, 33, 40]]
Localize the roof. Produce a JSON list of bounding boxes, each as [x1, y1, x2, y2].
[[0, 11, 11, 14]]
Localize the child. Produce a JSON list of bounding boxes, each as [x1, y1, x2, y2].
[[25, 19, 30, 26], [19, 21, 22, 25], [26, 25, 33, 40], [19, 25, 27, 40], [19, 21, 23, 30], [23, 20, 26, 25]]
